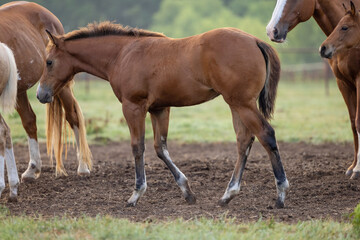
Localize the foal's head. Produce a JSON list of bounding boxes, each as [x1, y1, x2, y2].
[[37, 30, 75, 103], [320, 1, 360, 59]]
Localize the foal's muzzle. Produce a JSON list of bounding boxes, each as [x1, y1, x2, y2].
[[36, 85, 54, 104]]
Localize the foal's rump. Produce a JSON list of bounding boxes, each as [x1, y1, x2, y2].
[[198, 28, 280, 118]]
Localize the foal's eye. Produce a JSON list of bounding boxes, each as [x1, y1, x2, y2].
[[46, 60, 53, 66], [341, 25, 349, 31]]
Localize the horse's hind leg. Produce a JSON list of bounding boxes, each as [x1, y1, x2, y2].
[[0, 115, 18, 201], [16, 92, 41, 182], [219, 108, 254, 206], [57, 85, 90, 176], [336, 80, 358, 177], [122, 101, 147, 207], [150, 108, 196, 204], [2, 115, 19, 201], [232, 103, 289, 208]]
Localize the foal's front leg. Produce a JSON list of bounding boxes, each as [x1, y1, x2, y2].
[[150, 108, 196, 204], [351, 79, 360, 179], [123, 101, 147, 207]]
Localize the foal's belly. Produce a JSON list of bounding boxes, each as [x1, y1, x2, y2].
[[150, 87, 220, 109]]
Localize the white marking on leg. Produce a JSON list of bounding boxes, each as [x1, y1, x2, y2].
[[21, 137, 41, 180], [266, 0, 288, 36], [0, 155, 5, 198], [28, 137, 41, 167], [276, 178, 289, 203], [353, 132, 360, 173], [73, 126, 90, 175], [5, 147, 19, 198], [221, 181, 240, 201], [127, 182, 147, 206]]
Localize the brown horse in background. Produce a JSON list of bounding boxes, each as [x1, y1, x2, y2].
[[37, 22, 289, 207], [0, 1, 92, 180], [267, 0, 360, 179], [320, 2, 360, 177], [0, 42, 19, 201]]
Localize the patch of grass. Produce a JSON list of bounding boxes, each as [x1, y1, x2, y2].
[[0, 209, 356, 240], [4, 79, 350, 144]]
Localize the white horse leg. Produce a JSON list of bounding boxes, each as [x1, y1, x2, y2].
[[21, 137, 41, 181], [0, 155, 4, 199], [351, 132, 360, 179], [73, 126, 90, 176], [5, 146, 19, 201]]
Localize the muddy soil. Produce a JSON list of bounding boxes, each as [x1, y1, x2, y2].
[[1, 141, 360, 222]]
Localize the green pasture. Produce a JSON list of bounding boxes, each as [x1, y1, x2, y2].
[[4, 78, 350, 144], [0, 207, 357, 240]]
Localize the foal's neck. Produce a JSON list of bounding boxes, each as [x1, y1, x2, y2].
[[65, 37, 129, 80]]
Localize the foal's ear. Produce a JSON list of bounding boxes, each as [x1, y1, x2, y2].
[[343, 3, 348, 12], [350, 1, 357, 16], [45, 29, 61, 48]]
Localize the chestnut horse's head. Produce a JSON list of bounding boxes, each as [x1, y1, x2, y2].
[[37, 30, 75, 103], [266, 0, 316, 42], [320, 1, 360, 59]]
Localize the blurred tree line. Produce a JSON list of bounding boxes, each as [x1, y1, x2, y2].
[[2, 0, 326, 64]]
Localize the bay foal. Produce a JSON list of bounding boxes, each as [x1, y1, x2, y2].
[[320, 2, 360, 177], [37, 22, 289, 207]]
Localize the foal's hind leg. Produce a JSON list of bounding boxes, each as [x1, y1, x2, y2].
[[122, 101, 147, 207], [219, 108, 254, 206], [232, 104, 289, 208], [150, 108, 196, 204]]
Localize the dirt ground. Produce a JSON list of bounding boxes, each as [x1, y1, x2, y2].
[[1, 140, 360, 223]]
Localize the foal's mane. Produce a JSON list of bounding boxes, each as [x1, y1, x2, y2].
[[64, 21, 165, 41]]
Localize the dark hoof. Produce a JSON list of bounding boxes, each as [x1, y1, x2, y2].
[[218, 196, 234, 207], [125, 202, 136, 207], [351, 171, 360, 180], [275, 199, 285, 209], [185, 194, 196, 205], [346, 169, 353, 177], [8, 196, 18, 203]]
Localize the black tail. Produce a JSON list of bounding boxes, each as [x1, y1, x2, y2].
[[256, 41, 281, 120]]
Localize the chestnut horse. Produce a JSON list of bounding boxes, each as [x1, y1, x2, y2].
[[37, 22, 289, 207], [0, 1, 92, 180], [267, 0, 360, 179], [320, 2, 360, 177], [0, 42, 19, 201]]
